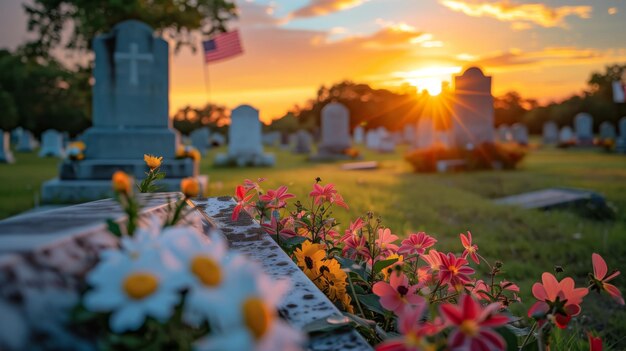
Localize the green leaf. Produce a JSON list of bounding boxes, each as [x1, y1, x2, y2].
[[356, 294, 386, 316], [106, 219, 122, 237], [335, 255, 368, 281], [496, 326, 519, 351], [302, 314, 353, 335], [283, 236, 308, 248], [373, 258, 398, 275]]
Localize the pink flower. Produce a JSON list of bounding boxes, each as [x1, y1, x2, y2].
[[374, 304, 441, 351], [342, 235, 371, 261], [591, 253, 624, 305], [309, 183, 338, 205], [373, 273, 424, 315], [330, 192, 349, 209], [528, 272, 588, 329], [376, 228, 399, 257], [232, 185, 254, 221], [421, 249, 442, 271], [259, 185, 295, 208], [439, 294, 509, 351], [261, 214, 297, 239], [588, 332, 602, 351], [341, 218, 365, 243], [469, 280, 491, 301], [243, 178, 264, 192], [438, 252, 475, 290], [416, 266, 434, 285], [460, 231, 479, 265], [499, 280, 520, 293], [398, 232, 437, 257]]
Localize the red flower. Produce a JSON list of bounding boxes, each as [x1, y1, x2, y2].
[[460, 231, 479, 265], [376, 228, 399, 257], [330, 192, 349, 209], [438, 252, 475, 290], [261, 213, 297, 239], [309, 183, 337, 205], [469, 280, 491, 301], [259, 185, 295, 208], [421, 249, 442, 271], [587, 332, 602, 351], [591, 253, 624, 305], [439, 294, 509, 351], [243, 177, 264, 192], [528, 272, 588, 329], [373, 273, 424, 315], [341, 218, 365, 243], [398, 232, 437, 257], [232, 185, 254, 221], [342, 235, 371, 261], [375, 304, 441, 351]]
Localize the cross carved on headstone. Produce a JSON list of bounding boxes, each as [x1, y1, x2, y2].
[[114, 43, 153, 86]]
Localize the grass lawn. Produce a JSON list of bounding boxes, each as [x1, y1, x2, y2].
[[1, 144, 625, 347]]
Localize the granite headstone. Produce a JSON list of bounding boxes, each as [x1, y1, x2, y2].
[[451, 67, 494, 148], [38, 129, 65, 158]]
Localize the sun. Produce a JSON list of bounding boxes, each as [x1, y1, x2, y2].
[[394, 66, 462, 96]]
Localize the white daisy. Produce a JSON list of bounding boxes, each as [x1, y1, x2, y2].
[[83, 246, 184, 333], [193, 260, 305, 351]]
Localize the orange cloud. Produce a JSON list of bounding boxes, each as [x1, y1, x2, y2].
[[472, 47, 626, 70], [291, 0, 367, 18], [439, 0, 592, 29]]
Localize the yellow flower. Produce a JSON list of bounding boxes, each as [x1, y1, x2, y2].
[[181, 177, 200, 198], [189, 149, 201, 162], [112, 171, 132, 194], [293, 240, 326, 279], [340, 292, 354, 314], [381, 253, 404, 281], [68, 141, 86, 151], [176, 146, 186, 158], [319, 258, 348, 300], [143, 154, 163, 170]]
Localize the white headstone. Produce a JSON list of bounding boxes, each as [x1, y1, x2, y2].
[[38, 129, 65, 158], [0, 132, 15, 163], [543, 122, 558, 144], [262, 131, 281, 146], [403, 124, 415, 144], [497, 125, 513, 143], [559, 126, 574, 144], [10, 127, 23, 145], [599, 122, 616, 140], [318, 102, 351, 154], [365, 130, 379, 150], [190, 127, 211, 155], [415, 117, 435, 149], [574, 113, 593, 144], [293, 130, 313, 154], [210, 132, 226, 146], [215, 104, 274, 167], [353, 126, 364, 144], [16, 130, 36, 152], [511, 123, 529, 145], [451, 67, 494, 148]]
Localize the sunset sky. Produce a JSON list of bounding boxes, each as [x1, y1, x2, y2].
[[1, 0, 625, 122]]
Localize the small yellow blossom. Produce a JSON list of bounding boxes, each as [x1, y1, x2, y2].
[[143, 154, 163, 170], [112, 171, 132, 194], [181, 177, 200, 198]]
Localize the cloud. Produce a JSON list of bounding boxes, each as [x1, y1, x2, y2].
[[439, 0, 592, 29], [330, 20, 440, 49], [471, 47, 620, 69], [291, 0, 368, 18]]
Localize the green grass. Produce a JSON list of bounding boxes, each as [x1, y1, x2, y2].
[[1, 144, 625, 346]]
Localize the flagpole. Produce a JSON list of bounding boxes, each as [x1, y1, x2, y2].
[[203, 57, 211, 102]]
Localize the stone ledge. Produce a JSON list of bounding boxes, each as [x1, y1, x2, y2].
[[193, 197, 373, 351]]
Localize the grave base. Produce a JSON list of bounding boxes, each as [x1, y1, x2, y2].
[[59, 158, 197, 180], [214, 153, 275, 167], [308, 153, 362, 162], [41, 175, 208, 204]]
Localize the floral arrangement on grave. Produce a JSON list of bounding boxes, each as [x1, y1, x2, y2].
[[177, 145, 202, 162], [66, 141, 86, 161], [232, 178, 624, 350], [73, 156, 305, 350]]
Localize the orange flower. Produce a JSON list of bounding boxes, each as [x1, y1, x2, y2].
[[112, 171, 132, 194], [143, 154, 163, 170], [189, 149, 201, 162], [181, 177, 200, 198]]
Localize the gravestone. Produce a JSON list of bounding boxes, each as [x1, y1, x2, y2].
[[0, 132, 15, 164], [293, 129, 313, 154], [353, 126, 364, 144], [451, 67, 494, 148], [415, 117, 435, 149], [215, 105, 274, 167], [574, 113, 593, 144], [262, 131, 281, 147], [41, 20, 203, 203], [559, 126, 574, 144], [310, 102, 356, 160], [16, 130, 37, 152], [62, 132, 70, 148], [377, 128, 395, 153], [497, 125, 512, 143], [403, 124, 415, 144], [599, 122, 616, 140], [38, 129, 65, 158], [365, 129, 380, 150], [617, 117, 626, 153], [10, 127, 23, 145], [511, 123, 529, 145], [190, 127, 210, 156], [543, 122, 558, 144]]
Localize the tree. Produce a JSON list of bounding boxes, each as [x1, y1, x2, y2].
[[173, 103, 229, 135], [24, 0, 238, 56]]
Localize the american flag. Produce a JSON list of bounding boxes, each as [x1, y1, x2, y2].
[[202, 30, 243, 63]]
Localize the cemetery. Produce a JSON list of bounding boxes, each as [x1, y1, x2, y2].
[[0, 1, 625, 350]]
